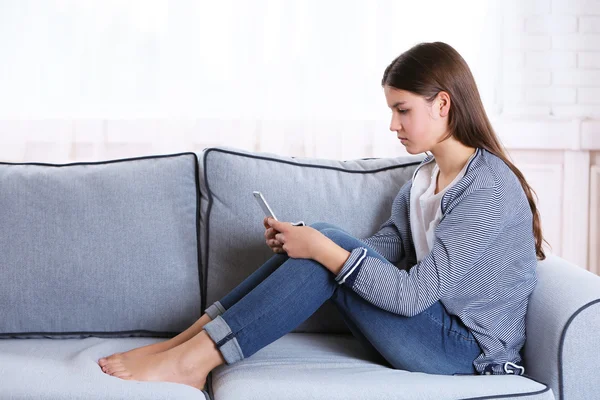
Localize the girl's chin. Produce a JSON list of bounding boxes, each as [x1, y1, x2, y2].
[[403, 146, 421, 155], [399, 140, 425, 155]]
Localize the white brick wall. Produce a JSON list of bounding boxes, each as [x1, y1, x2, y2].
[[0, 1, 599, 163], [579, 52, 600, 67], [579, 87, 600, 103], [525, 87, 577, 104], [552, 0, 600, 15], [499, 1, 600, 272], [501, 0, 600, 118], [525, 51, 576, 68], [525, 15, 577, 33], [579, 16, 600, 32]]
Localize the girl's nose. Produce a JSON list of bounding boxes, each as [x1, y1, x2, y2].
[[390, 115, 402, 132]]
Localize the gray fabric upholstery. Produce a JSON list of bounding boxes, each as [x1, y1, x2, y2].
[[198, 146, 424, 333], [0, 337, 208, 399], [4, 147, 597, 400], [209, 333, 553, 400], [0, 154, 202, 338], [523, 254, 600, 400]]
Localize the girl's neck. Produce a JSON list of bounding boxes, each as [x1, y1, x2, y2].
[[430, 138, 477, 178]]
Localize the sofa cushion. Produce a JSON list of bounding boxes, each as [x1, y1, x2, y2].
[[209, 333, 554, 400], [198, 146, 424, 333], [0, 337, 207, 399], [0, 153, 202, 338]]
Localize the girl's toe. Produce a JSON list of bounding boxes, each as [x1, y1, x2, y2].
[[112, 370, 126, 378], [114, 371, 132, 379]]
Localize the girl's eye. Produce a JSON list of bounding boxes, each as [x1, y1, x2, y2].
[[397, 109, 408, 114]]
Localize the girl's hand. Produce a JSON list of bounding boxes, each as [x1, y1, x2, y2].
[[264, 217, 325, 259], [263, 217, 285, 254]]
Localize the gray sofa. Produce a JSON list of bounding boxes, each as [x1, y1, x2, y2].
[[0, 146, 598, 400]]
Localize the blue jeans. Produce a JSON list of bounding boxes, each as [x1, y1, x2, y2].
[[202, 223, 482, 375]]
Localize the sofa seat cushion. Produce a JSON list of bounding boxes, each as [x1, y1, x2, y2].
[[0, 337, 207, 399], [209, 333, 554, 400]]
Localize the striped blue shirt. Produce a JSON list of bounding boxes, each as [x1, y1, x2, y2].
[[334, 148, 538, 375]]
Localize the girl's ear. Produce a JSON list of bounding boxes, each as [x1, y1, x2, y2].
[[436, 91, 451, 118]]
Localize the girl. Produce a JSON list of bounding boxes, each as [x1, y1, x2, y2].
[[98, 41, 545, 391]]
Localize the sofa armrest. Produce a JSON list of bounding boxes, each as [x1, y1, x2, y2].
[[524, 253, 600, 400]]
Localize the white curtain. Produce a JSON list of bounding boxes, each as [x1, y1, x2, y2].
[[0, 0, 501, 161]]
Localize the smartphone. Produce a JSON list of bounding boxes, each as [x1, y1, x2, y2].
[[253, 191, 278, 221], [252, 191, 305, 226]]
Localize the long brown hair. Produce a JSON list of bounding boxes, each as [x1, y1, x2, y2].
[[382, 42, 547, 260]]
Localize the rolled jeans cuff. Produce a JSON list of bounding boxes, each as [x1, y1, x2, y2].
[[204, 301, 226, 320], [202, 315, 244, 364]]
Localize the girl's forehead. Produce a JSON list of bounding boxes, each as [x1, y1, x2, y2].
[[384, 87, 423, 105]]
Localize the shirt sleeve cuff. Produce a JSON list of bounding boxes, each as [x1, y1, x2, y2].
[[335, 247, 367, 286]]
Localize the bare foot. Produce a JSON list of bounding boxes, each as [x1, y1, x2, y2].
[[99, 331, 223, 392], [98, 340, 171, 369], [101, 346, 206, 391], [98, 314, 212, 369]]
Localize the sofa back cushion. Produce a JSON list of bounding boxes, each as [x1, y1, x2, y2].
[[198, 147, 423, 333], [0, 153, 201, 338]]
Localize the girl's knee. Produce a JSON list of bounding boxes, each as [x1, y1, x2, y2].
[[319, 227, 355, 246], [318, 228, 380, 259], [309, 223, 359, 249], [310, 222, 341, 232]]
